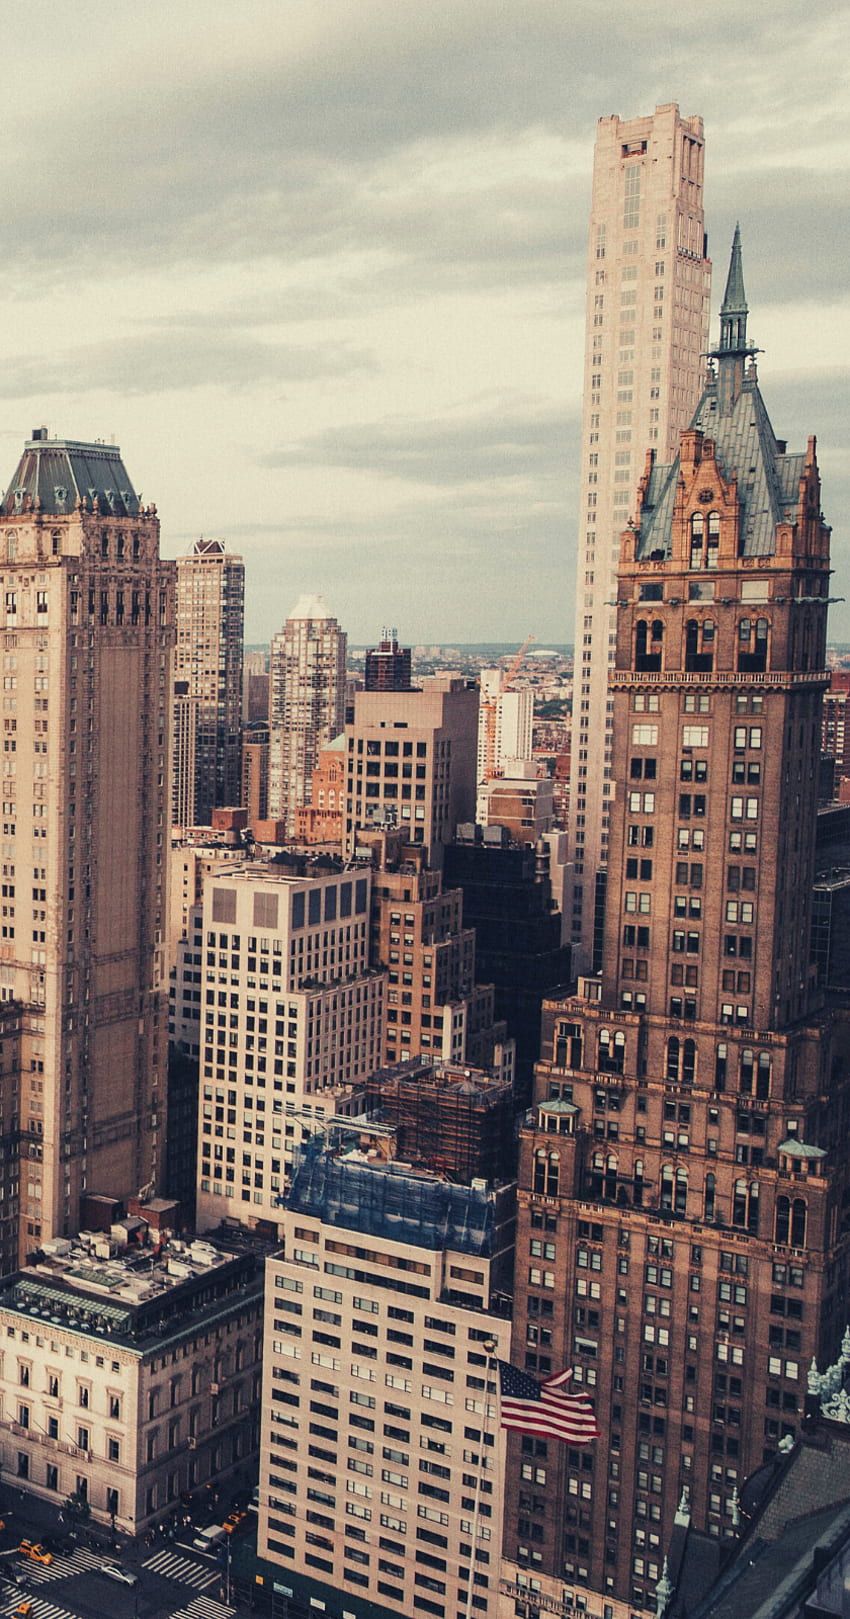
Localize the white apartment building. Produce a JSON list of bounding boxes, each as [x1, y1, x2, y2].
[[569, 105, 711, 970], [477, 673, 534, 822], [195, 864, 385, 1235], [256, 1147, 513, 1619], [269, 596, 347, 836]]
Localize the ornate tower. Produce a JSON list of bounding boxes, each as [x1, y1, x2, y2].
[[505, 237, 850, 1614], [0, 433, 175, 1268]]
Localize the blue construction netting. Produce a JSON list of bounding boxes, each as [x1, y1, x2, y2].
[[288, 1142, 495, 1257]]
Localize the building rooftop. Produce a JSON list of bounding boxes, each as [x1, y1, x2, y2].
[[636, 232, 808, 563], [287, 1139, 508, 1258], [1, 430, 142, 518], [0, 1229, 263, 1350], [288, 593, 333, 621]]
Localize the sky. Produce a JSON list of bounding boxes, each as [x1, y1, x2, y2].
[[0, 0, 847, 644]]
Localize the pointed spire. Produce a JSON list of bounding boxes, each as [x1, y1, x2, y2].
[[656, 1558, 673, 1616], [721, 223, 748, 316]]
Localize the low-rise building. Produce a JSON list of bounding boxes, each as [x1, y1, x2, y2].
[[0, 1224, 264, 1533]]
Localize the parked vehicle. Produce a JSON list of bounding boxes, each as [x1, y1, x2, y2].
[[192, 1524, 228, 1551]]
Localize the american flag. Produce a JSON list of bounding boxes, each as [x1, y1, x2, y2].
[[497, 1360, 600, 1444]]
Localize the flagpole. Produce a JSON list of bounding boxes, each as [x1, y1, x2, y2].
[[464, 1336, 498, 1619]]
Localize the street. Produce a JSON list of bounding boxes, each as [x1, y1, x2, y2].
[[0, 1505, 249, 1619]]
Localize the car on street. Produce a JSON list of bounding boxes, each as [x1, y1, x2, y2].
[[97, 1562, 138, 1587], [17, 1542, 52, 1566], [224, 1509, 248, 1534]]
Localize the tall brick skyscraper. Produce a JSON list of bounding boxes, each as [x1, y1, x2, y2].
[[504, 237, 850, 1616], [0, 433, 174, 1269]]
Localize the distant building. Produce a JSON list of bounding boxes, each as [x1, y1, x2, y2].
[[345, 675, 478, 867], [173, 537, 244, 827], [242, 720, 270, 826], [269, 596, 347, 837], [479, 761, 554, 844], [295, 734, 346, 845], [0, 1224, 263, 1533], [569, 105, 711, 972], [364, 627, 412, 692], [477, 668, 534, 820], [243, 649, 270, 724]]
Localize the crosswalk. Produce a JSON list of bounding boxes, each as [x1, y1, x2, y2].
[[169, 1596, 236, 1619], [0, 1594, 80, 1619], [10, 1546, 106, 1585], [143, 1547, 219, 1590]]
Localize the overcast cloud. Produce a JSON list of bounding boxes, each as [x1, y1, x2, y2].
[[0, 0, 846, 642]]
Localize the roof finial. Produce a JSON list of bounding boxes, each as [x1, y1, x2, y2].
[[721, 222, 748, 319]]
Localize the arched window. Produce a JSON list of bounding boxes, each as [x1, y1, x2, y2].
[[747, 1182, 760, 1235], [634, 1160, 645, 1207], [682, 1040, 696, 1086], [775, 1195, 790, 1245], [791, 1198, 807, 1248], [674, 1168, 688, 1216], [689, 512, 704, 569], [738, 615, 770, 673], [706, 512, 720, 568], [666, 1037, 680, 1083], [732, 1179, 748, 1228], [598, 1029, 625, 1074], [704, 1172, 716, 1221], [740, 1048, 754, 1095], [660, 1165, 674, 1212], [604, 1155, 618, 1202], [756, 1051, 771, 1100], [685, 618, 714, 672], [534, 1149, 560, 1198], [635, 619, 662, 673]]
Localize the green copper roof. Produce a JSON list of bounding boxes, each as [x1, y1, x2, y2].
[[721, 222, 748, 315]]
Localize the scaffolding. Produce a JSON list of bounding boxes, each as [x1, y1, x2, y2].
[[288, 1138, 497, 1256], [363, 1059, 515, 1184]]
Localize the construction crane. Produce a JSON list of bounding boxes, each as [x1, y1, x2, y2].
[[503, 631, 536, 690]]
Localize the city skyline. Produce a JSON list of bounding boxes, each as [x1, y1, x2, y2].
[[0, 2, 845, 644]]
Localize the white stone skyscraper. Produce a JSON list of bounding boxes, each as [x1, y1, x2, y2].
[[173, 537, 244, 829], [569, 104, 711, 970], [268, 595, 346, 835]]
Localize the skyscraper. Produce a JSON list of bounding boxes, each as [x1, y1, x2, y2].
[[0, 431, 174, 1268], [269, 595, 347, 836], [569, 105, 711, 972], [505, 237, 849, 1614], [173, 537, 244, 828]]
